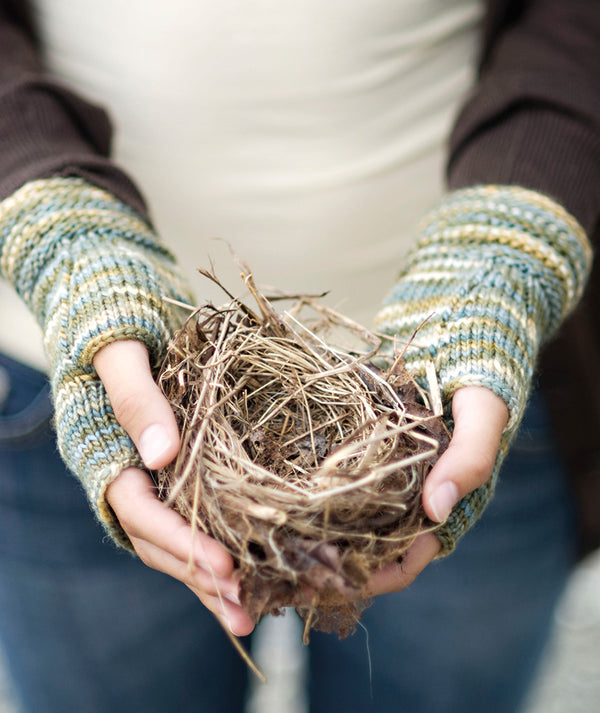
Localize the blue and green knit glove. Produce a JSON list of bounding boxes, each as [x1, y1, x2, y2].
[[375, 185, 592, 555], [0, 177, 194, 547]]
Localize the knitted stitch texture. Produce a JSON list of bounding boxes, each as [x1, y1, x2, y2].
[[375, 185, 592, 555], [0, 177, 194, 547]]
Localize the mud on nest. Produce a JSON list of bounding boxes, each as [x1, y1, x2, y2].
[[157, 267, 449, 640]]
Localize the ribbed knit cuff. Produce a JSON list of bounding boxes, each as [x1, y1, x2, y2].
[[375, 185, 592, 554], [0, 177, 194, 545]]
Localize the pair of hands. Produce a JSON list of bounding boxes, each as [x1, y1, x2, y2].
[[96, 339, 508, 637]]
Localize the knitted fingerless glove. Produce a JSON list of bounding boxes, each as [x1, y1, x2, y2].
[[375, 185, 592, 555], [0, 177, 194, 547]]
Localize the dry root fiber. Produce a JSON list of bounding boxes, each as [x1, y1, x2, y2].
[[157, 267, 449, 640]]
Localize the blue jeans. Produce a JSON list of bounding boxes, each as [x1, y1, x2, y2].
[[0, 352, 576, 713]]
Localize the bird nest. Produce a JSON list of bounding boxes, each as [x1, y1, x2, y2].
[[157, 268, 448, 641]]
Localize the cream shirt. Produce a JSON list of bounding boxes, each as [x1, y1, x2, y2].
[[0, 0, 483, 370]]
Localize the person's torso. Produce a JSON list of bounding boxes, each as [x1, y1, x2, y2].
[[1, 0, 483, 369]]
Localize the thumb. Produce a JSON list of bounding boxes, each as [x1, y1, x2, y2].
[[422, 385, 508, 523], [93, 340, 180, 469]]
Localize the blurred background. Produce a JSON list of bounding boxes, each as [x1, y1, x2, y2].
[[1, 548, 599, 713]]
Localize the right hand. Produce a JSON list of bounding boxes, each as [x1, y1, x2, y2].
[[94, 339, 256, 637]]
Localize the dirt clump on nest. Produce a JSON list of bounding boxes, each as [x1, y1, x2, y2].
[[156, 267, 449, 640]]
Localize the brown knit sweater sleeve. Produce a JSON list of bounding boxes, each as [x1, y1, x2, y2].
[[0, 0, 148, 218], [448, 0, 600, 238]]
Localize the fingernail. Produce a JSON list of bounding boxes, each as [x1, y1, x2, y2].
[[225, 591, 241, 607], [138, 424, 173, 468], [429, 481, 459, 522]]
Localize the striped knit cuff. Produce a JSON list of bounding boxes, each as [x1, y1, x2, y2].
[[0, 177, 193, 368], [375, 185, 592, 553], [0, 177, 194, 544]]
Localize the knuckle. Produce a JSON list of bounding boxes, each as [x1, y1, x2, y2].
[[132, 542, 153, 568], [137, 552, 151, 568], [111, 500, 144, 539], [466, 451, 496, 487], [111, 390, 148, 430], [115, 510, 138, 538]]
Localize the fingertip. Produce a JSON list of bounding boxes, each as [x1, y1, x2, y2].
[[231, 620, 256, 638], [210, 596, 255, 636], [224, 591, 241, 607], [226, 610, 256, 637], [94, 340, 181, 469], [423, 386, 507, 518], [138, 422, 179, 469], [425, 480, 459, 523]]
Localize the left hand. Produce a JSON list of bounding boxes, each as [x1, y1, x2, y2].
[[95, 340, 256, 636], [362, 384, 508, 597]]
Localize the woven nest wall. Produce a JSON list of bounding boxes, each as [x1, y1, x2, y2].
[[157, 269, 448, 639]]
